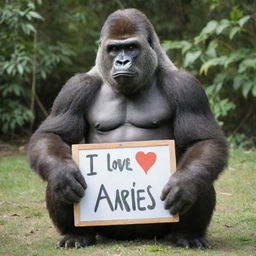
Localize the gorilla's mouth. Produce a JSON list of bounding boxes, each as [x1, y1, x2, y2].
[[113, 72, 137, 78]]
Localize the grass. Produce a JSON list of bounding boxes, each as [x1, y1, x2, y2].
[[0, 145, 255, 256]]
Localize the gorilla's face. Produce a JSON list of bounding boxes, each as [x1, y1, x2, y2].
[[96, 34, 158, 95]]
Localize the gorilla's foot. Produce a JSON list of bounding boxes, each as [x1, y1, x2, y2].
[[56, 234, 96, 248], [172, 233, 210, 249]]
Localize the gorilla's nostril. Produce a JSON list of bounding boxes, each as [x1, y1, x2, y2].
[[115, 59, 130, 67], [123, 60, 129, 65]]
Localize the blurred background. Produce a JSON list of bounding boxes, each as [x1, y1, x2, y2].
[[0, 0, 255, 148]]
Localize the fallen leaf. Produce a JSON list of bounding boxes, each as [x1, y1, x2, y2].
[[18, 146, 25, 151], [10, 213, 21, 217], [217, 191, 232, 196]]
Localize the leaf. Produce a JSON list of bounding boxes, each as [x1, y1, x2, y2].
[[21, 23, 36, 35], [230, 6, 243, 20], [216, 19, 230, 34], [217, 191, 232, 196], [26, 24, 36, 33], [215, 82, 223, 92], [242, 80, 253, 98], [206, 40, 218, 58], [17, 63, 24, 75], [203, 20, 218, 34], [238, 59, 256, 73], [10, 213, 21, 217], [224, 50, 248, 67], [40, 70, 47, 80], [29, 11, 43, 20], [2, 63, 11, 71], [13, 84, 24, 96], [27, 2, 35, 9], [233, 75, 246, 90], [20, 8, 30, 17], [161, 40, 192, 52], [229, 26, 241, 40], [183, 50, 201, 67], [205, 84, 215, 95], [238, 15, 250, 27], [195, 20, 218, 44], [6, 64, 15, 75], [200, 57, 226, 75], [214, 72, 228, 85], [194, 34, 207, 44], [252, 84, 256, 97]]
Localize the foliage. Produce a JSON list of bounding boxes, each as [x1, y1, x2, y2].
[[0, 1, 74, 134], [0, 0, 255, 145], [163, 8, 255, 128], [228, 133, 255, 150]]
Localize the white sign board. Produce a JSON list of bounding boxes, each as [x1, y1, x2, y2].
[[72, 140, 178, 226]]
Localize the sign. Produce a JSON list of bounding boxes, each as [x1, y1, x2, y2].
[[72, 140, 178, 226]]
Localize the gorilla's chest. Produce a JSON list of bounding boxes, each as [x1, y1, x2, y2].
[[86, 83, 172, 132]]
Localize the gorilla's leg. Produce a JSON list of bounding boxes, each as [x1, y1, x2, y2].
[[46, 184, 96, 248], [171, 184, 216, 249]]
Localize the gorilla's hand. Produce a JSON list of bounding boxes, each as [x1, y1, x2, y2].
[[48, 160, 87, 204], [160, 172, 199, 215]]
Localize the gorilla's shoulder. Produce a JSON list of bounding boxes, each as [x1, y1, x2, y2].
[[64, 70, 102, 92], [169, 70, 206, 97], [52, 71, 102, 114], [162, 69, 208, 107], [170, 70, 202, 91]]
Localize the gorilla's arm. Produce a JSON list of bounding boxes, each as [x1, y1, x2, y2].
[[28, 73, 100, 203], [161, 70, 228, 215]]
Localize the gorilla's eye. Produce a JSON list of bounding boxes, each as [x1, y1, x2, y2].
[[127, 44, 137, 50], [108, 45, 119, 52]]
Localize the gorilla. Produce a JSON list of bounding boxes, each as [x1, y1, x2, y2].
[[28, 9, 227, 249]]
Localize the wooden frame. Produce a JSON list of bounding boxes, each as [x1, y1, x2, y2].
[[72, 140, 178, 226]]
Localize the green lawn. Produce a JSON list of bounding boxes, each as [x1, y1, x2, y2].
[[0, 146, 255, 256]]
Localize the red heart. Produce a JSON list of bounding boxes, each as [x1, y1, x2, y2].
[[135, 151, 157, 174]]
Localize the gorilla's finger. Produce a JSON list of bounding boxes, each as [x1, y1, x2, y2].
[[193, 238, 204, 249], [160, 182, 172, 201], [179, 202, 192, 216], [69, 176, 85, 198], [176, 238, 191, 248], [56, 239, 66, 248], [74, 171, 87, 190], [169, 200, 184, 215], [164, 187, 181, 209], [199, 238, 211, 249], [63, 188, 81, 203]]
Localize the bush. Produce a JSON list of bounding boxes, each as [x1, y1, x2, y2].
[[163, 7, 255, 146], [0, 0, 74, 134]]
